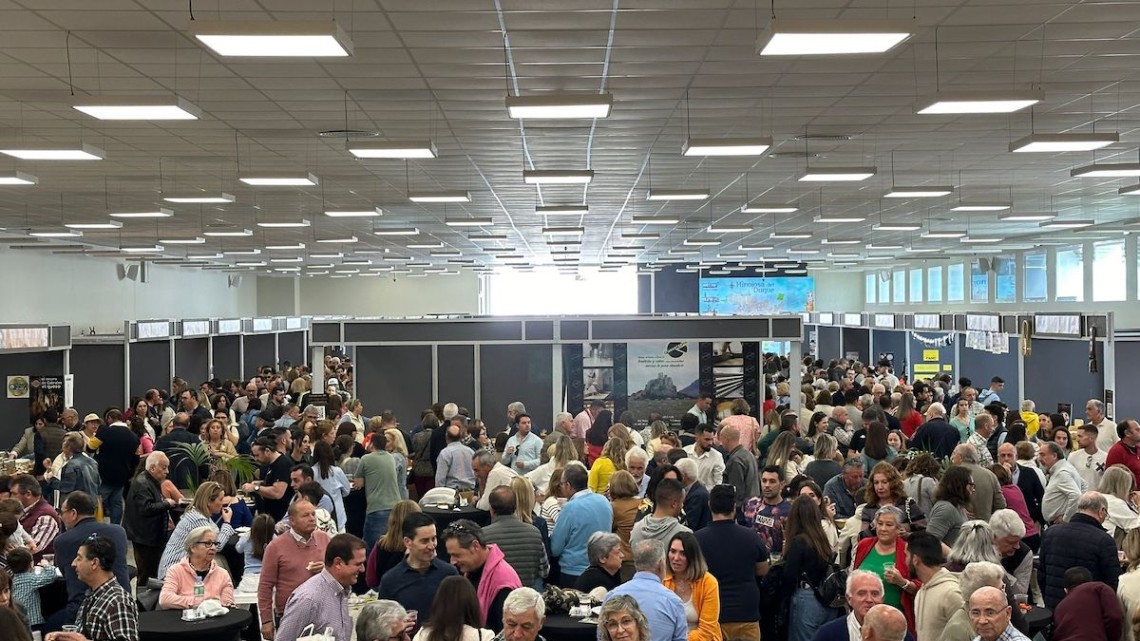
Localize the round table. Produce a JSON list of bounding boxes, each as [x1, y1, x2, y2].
[[541, 614, 599, 641], [137, 608, 253, 641], [422, 505, 491, 532], [1023, 606, 1052, 638]]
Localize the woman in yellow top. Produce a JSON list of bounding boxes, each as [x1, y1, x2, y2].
[[588, 437, 627, 494], [662, 531, 721, 641], [202, 418, 237, 460]]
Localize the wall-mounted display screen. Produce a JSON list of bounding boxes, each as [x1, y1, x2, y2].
[[698, 277, 815, 314]]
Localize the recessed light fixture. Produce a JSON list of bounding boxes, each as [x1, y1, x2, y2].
[[828, 252, 860, 259], [755, 19, 913, 56], [960, 236, 1003, 243], [28, 229, 82, 238], [543, 226, 585, 236], [999, 212, 1055, 222], [373, 227, 420, 236], [537, 205, 588, 216], [1009, 132, 1118, 153], [646, 189, 709, 201], [622, 232, 660, 239], [236, 261, 268, 267], [921, 230, 967, 239], [347, 140, 437, 159], [120, 245, 164, 253], [505, 94, 613, 120], [631, 215, 681, 225], [109, 208, 174, 219], [0, 143, 105, 161], [239, 172, 319, 186], [408, 242, 445, 249], [1119, 185, 1140, 196], [0, 171, 37, 185], [951, 202, 1010, 211], [190, 20, 353, 57], [163, 192, 234, 204], [408, 190, 470, 203], [468, 233, 509, 241], [324, 207, 381, 218], [820, 238, 860, 245], [741, 203, 798, 214], [1070, 163, 1140, 178], [310, 252, 345, 260], [884, 186, 954, 198], [813, 215, 866, 223], [159, 236, 206, 244], [683, 239, 720, 246], [669, 248, 700, 255], [872, 222, 921, 231], [523, 170, 594, 185], [264, 242, 306, 250], [203, 227, 252, 237], [445, 217, 494, 227], [315, 235, 358, 243], [770, 232, 812, 239], [1040, 219, 1094, 229], [916, 91, 1043, 115], [866, 243, 903, 250], [188, 253, 224, 260], [799, 167, 876, 182], [707, 225, 752, 234], [222, 249, 261, 256], [738, 244, 775, 251], [256, 219, 311, 228], [73, 95, 201, 120], [682, 137, 772, 156], [64, 220, 123, 230], [786, 248, 820, 254]]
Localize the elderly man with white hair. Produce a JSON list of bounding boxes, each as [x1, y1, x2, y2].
[[911, 403, 960, 459], [123, 451, 179, 587], [492, 587, 547, 641], [625, 447, 650, 497], [809, 570, 915, 641], [356, 599, 409, 641], [1086, 398, 1119, 453], [675, 458, 711, 530], [860, 605, 908, 641], [938, 562, 1007, 641], [990, 509, 1033, 595]]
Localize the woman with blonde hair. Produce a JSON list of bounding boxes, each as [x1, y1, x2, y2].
[[775, 382, 791, 409], [365, 500, 422, 589], [719, 398, 760, 453], [202, 418, 237, 460], [608, 423, 635, 450], [1098, 464, 1140, 540], [589, 437, 627, 494], [1118, 529, 1140, 641], [767, 431, 803, 482], [157, 481, 235, 577], [529, 434, 577, 498]]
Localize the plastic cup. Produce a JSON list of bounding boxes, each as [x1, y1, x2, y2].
[[62, 625, 79, 633], [1014, 593, 1028, 606], [406, 610, 418, 625]]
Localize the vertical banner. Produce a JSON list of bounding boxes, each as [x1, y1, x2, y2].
[[698, 342, 715, 399], [1105, 389, 1115, 421], [564, 344, 584, 417], [626, 342, 699, 427], [582, 343, 615, 407], [742, 342, 761, 418], [29, 375, 65, 423], [64, 374, 74, 410], [612, 344, 629, 421]]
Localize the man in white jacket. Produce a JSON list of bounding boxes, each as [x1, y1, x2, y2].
[[1038, 440, 1084, 523]]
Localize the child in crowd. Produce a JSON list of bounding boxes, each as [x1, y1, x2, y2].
[[8, 548, 56, 630], [235, 513, 275, 593], [0, 499, 34, 550]]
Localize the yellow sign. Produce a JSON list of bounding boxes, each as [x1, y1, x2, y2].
[[923, 350, 939, 362], [943, 364, 954, 371], [914, 364, 940, 374]]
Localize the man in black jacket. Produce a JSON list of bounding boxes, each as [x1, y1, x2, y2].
[[93, 408, 140, 525], [998, 442, 1045, 526], [910, 403, 960, 459], [123, 451, 178, 588], [1038, 491, 1120, 608]]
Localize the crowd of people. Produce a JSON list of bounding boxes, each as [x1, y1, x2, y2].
[[0, 354, 1135, 641]]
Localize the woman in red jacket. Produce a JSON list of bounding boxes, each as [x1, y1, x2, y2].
[[852, 505, 920, 637]]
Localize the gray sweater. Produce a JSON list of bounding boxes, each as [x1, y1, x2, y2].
[[482, 515, 549, 587]]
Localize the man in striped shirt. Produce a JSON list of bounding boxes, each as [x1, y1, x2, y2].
[[276, 534, 366, 641], [12, 473, 61, 562]]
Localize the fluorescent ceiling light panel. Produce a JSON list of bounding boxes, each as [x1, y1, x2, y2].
[[707, 225, 752, 233], [523, 169, 594, 185], [235, 261, 267, 267], [682, 137, 772, 157], [646, 189, 709, 201], [505, 94, 613, 120], [786, 248, 820, 254], [467, 233, 508, 241], [543, 226, 584, 235], [742, 203, 798, 214], [1040, 219, 1094, 229], [202, 228, 252, 237], [999, 212, 1055, 222], [408, 190, 470, 203], [960, 236, 1003, 243], [1070, 163, 1140, 178], [631, 215, 680, 224], [64, 220, 122, 230], [921, 230, 967, 238], [324, 207, 381, 218], [916, 91, 1043, 115], [265, 242, 306, 250], [820, 238, 860, 245], [190, 20, 353, 57], [73, 95, 201, 120], [770, 232, 812, 239], [669, 248, 700, 255], [28, 229, 82, 238], [537, 205, 588, 216], [622, 232, 660, 239], [0, 171, 37, 185], [310, 252, 344, 259], [813, 215, 865, 223], [445, 217, 494, 227], [0, 143, 104, 161], [738, 244, 775, 251], [221, 249, 261, 256], [799, 167, 876, 181], [256, 219, 311, 228], [163, 192, 234, 204], [683, 239, 720, 246], [109, 208, 174, 219], [951, 202, 1010, 211], [872, 222, 921, 231], [884, 186, 954, 198], [866, 243, 903, 250], [756, 19, 912, 55], [239, 172, 318, 186], [120, 245, 164, 253], [159, 236, 206, 244], [347, 140, 437, 159], [1009, 132, 1118, 153], [315, 235, 358, 243], [408, 242, 445, 249]]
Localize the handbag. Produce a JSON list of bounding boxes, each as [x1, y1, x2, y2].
[[297, 625, 337, 641], [812, 554, 848, 609]]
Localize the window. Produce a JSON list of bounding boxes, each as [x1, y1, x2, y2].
[[484, 268, 639, 315], [909, 269, 923, 303], [948, 263, 964, 302], [928, 266, 943, 302], [1093, 240, 1125, 302], [892, 270, 906, 303], [970, 259, 989, 303], [1056, 246, 1084, 302], [1024, 251, 1047, 303], [994, 257, 1016, 303], [866, 274, 876, 304], [878, 272, 890, 302]]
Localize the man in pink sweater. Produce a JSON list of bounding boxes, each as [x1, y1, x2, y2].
[[258, 500, 330, 640]]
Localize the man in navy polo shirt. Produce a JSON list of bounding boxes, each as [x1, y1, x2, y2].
[[695, 484, 769, 641], [378, 512, 457, 623]]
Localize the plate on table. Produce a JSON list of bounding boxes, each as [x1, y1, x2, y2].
[[234, 527, 250, 534]]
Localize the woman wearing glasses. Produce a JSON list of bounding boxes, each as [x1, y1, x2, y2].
[[158, 525, 235, 609], [157, 481, 235, 577], [599, 595, 650, 641]]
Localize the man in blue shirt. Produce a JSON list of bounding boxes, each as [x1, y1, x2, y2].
[[604, 539, 687, 641], [548, 464, 608, 586], [378, 512, 458, 620], [501, 414, 543, 474], [436, 425, 476, 491]]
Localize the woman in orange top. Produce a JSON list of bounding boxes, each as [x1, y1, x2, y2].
[[662, 532, 721, 641]]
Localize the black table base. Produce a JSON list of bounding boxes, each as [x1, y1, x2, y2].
[[542, 614, 599, 641], [138, 608, 253, 641]]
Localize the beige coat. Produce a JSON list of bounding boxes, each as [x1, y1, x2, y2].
[[915, 568, 963, 641]]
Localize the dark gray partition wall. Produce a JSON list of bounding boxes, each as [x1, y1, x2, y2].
[[278, 332, 306, 367], [356, 346, 433, 426], [0, 350, 66, 444], [872, 330, 906, 370], [817, 326, 840, 362], [841, 328, 869, 362], [1117, 342, 1140, 421], [72, 344, 125, 417], [174, 338, 209, 385], [438, 345, 476, 414], [1024, 339, 1105, 416], [212, 336, 242, 380], [908, 335, 953, 380], [959, 336, 1020, 404], [479, 344, 553, 432], [243, 334, 276, 377], [129, 340, 171, 397]]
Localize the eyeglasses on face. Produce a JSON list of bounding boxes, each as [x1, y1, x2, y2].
[[195, 540, 221, 548]]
